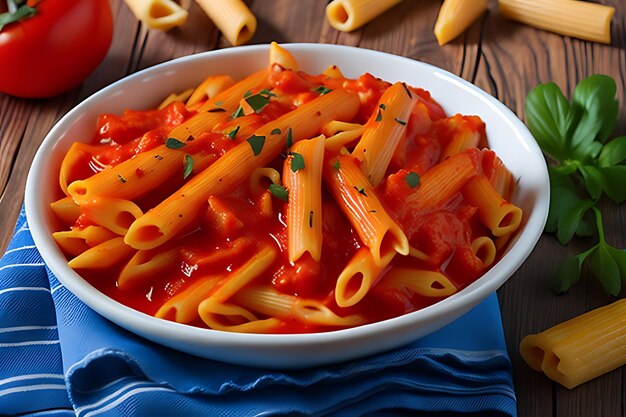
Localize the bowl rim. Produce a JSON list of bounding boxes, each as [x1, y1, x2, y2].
[[25, 43, 550, 352]]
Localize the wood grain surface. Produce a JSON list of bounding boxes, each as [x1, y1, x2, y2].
[[0, 1, 624, 416]]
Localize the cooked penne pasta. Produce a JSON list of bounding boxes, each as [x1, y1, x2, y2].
[[326, 0, 402, 32], [186, 75, 235, 108], [520, 299, 626, 389], [324, 155, 409, 265], [322, 121, 365, 153], [53, 226, 117, 258], [155, 275, 220, 323], [68, 237, 136, 270], [499, 0, 615, 44], [462, 175, 523, 237], [352, 82, 417, 186], [123, 0, 188, 31], [284, 135, 324, 263], [80, 197, 144, 236], [335, 247, 395, 307], [269, 41, 298, 71], [377, 268, 457, 298], [125, 89, 360, 250], [118, 248, 179, 290], [50, 197, 81, 227], [434, 0, 488, 46], [158, 88, 194, 110], [50, 47, 522, 334], [195, 0, 257, 46], [233, 286, 365, 327]]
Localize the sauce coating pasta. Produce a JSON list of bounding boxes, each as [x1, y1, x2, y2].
[[52, 47, 522, 334]]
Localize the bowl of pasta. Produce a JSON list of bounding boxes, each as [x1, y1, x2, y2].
[[25, 43, 549, 368]]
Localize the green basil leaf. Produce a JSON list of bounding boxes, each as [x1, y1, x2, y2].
[[598, 136, 626, 167], [589, 244, 621, 296], [551, 251, 590, 294], [556, 197, 595, 245], [404, 171, 420, 188], [600, 165, 626, 204], [246, 135, 266, 156], [575, 217, 593, 238], [578, 164, 603, 200], [290, 152, 305, 173], [183, 155, 193, 179], [571, 74, 618, 146], [268, 184, 288, 201], [607, 246, 626, 286], [166, 138, 186, 149], [524, 82, 572, 161]]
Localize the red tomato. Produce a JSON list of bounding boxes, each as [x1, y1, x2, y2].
[[0, 0, 113, 98]]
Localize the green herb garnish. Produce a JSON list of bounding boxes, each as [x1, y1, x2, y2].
[[379, 103, 387, 110], [290, 152, 305, 172], [166, 137, 186, 149], [269, 184, 288, 201], [394, 118, 407, 126], [332, 160, 341, 170], [183, 155, 194, 179], [286, 127, 293, 149], [375, 110, 383, 122], [247, 135, 266, 156], [207, 108, 226, 113], [227, 126, 240, 140], [401, 82, 412, 98], [231, 106, 245, 119], [405, 171, 420, 188], [313, 86, 332, 95], [353, 186, 367, 196], [525, 74, 626, 296], [271, 128, 281, 135], [117, 174, 126, 183]]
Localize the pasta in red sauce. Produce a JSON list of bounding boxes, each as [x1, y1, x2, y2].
[[52, 45, 522, 334]]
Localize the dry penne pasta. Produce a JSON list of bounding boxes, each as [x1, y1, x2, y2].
[[520, 299, 626, 389], [499, 0, 615, 44], [123, 0, 188, 31], [326, 0, 402, 32], [434, 0, 487, 46], [195, 0, 257, 46]]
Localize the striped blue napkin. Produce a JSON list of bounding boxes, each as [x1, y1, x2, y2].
[[1, 207, 516, 417]]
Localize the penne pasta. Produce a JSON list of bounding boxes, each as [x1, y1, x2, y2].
[[377, 268, 457, 298], [123, 0, 188, 31], [186, 75, 235, 108], [520, 299, 626, 389], [50, 196, 81, 227], [68, 237, 136, 270], [471, 236, 496, 268], [195, 0, 257, 46], [155, 275, 220, 323], [324, 155, 409, 265], [326, 0, 402, 32], [499, 0, 615, 44], [118, 248, 180, 290], [125, 89, 360, 250], [198, 298, 281, 333], [352, 82, 417, 186], [269, 41, 298, 71], [80, 197, 144, 236], [158, 88, 194, 110], [434, 0, 488, 46], [59, 142, 107, 194], [335, 247, 395, 308], [53, 226, 117, 258], [322, 121, 365, 153], [284, 135, 325, 263], [462, 175, 523, 237]]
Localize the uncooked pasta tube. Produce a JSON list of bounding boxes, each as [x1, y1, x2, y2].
[[520, 299, 626, 389], [499, 0, 615, 44], [195, 0, 257, 46], [326, 0, 402, 32]]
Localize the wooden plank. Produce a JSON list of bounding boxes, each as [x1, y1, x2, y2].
[[474, 1, 625, 416]]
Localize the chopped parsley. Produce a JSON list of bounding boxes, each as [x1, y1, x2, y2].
[[247, 135, 266, 156], [353, 186, 367, 196], [402, 82, 412, 98], [313, 85, 332, 95], [231, 107, 245, 119], [183, 155, 194, 179], [379, 103, 387, 110], [269, 183, 288, 201], [271, 128, 281, 135], [405, 171, 420, 188], [375, 109, 383, 122], [227, 126, 240, 140], [166, 137, 186, 149], [207, 108, 226, 113], [394, 118, 407, 126], [290, 152, 305, 172], [332, 160, 341, 170], [117, 174, 127, 183], [286, 127, 293, 149], [232, 89, 276, 119]]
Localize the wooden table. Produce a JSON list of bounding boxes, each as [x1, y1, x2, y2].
[[1, 1, 624, 415]]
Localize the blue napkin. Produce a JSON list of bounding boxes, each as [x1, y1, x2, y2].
[[0, 207, 517, 417]]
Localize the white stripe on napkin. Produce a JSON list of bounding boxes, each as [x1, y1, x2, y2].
[[0, 383, 67, 397], [3, 245, 37, 255], [0, 263, 45, 272], [0, 325, 57, 334], [0, 374, 64, 386], [0, 287, 50, 296], [83, 387, 173, 417], [0, 340, 60, 348]]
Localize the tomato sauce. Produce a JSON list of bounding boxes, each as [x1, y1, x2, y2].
[[59, 69, 513, 334]]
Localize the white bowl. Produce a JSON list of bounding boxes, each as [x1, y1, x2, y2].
[[25, 44, 549, 369]]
